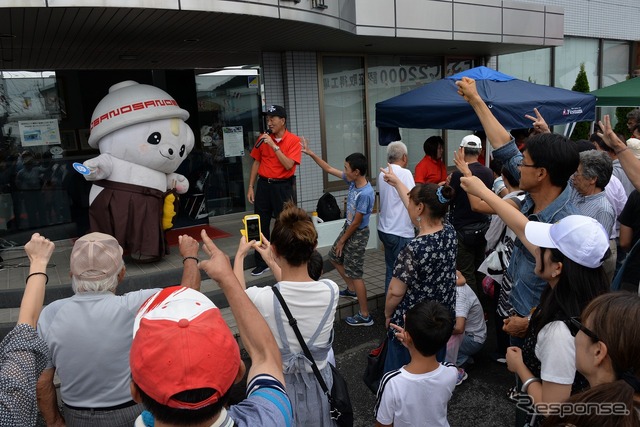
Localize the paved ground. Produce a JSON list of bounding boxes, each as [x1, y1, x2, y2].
[[331, 308, 515, 427], [233, 305, 516, 426], [15, 215, 518, 425]]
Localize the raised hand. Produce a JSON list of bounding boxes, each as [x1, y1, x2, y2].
[[455, 77, 480, 103], [178, 234, 199, 258], [24, 233, 55, 266], [453, 147, 472, 177], [390, 322, 408, 348], [300, 136, 314, 156], [379, 163, 399, 187], [525, 107, 550, 134], [200, 229, 233, 283], [20, 233, 55, 327], [597, 115, 626, 152]]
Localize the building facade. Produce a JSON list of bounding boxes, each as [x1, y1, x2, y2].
[[0, 0, 637, 244]]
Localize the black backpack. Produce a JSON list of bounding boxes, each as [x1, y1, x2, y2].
[[316, 192, 341, 222]]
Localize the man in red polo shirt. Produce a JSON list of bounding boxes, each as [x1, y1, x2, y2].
[[246, 105, 302, 275]]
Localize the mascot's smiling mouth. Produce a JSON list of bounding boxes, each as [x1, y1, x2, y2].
[[159, 146, 179, 159], [159, 144, 186, 160]]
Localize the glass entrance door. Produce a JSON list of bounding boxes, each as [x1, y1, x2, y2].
[[194, 70, 262, 218]]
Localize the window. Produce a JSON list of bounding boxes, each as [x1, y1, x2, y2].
[[602, 40, 631, 87], [497, 48, 551, 85], [600, 40, 631, 129], [554, 37, 599, 90], [0, 71, 61, 148], [195, 70, 262, 216], [320, 55, 479, 185], [366, 56, 443, 174], [0, 71, 73, 232], [321, 55, 452, 188], [320, 56, 366, 186]]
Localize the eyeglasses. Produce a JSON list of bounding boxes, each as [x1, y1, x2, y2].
[[517, 160, 538, 168], [569, 317, 600, 342]]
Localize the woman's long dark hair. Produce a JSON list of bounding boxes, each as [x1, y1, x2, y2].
[[531, 248, 609, 336]]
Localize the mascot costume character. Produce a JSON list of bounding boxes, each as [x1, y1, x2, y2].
[[82, 81, 195, 260]]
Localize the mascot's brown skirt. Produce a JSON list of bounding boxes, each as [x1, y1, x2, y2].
[[89, 180, 164, 259]]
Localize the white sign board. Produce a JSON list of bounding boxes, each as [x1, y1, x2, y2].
[[18, 119, 61, 147], [222, 126, 244, 157]]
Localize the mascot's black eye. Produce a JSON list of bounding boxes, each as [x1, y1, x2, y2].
[[147, 132, 161, 145], [179, 145, 185, 157]]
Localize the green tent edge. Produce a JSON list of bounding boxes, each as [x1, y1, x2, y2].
[[590, 77, 640, 107]]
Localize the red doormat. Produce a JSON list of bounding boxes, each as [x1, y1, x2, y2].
[[166, 225, 232, 247]]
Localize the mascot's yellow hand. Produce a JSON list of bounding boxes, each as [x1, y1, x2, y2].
[[162, 193, 177, 230]]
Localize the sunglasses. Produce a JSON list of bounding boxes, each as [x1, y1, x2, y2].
[[569, 317, 600, 342]]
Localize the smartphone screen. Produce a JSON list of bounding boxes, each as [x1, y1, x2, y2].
[[246, 217, 261, 242]]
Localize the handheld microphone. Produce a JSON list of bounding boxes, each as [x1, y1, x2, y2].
[[255, 129, 272, 148]]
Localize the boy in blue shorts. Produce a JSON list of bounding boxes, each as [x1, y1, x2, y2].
[[301, 137, 375, 326]]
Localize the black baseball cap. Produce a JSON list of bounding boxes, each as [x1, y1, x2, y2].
[[263, 105, 287, 119]]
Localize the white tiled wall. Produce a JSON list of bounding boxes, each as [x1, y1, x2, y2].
[[262, 51, 340, 215], [515, 0, 640, 41]]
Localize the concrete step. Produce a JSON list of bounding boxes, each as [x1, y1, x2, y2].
[[0, 248, 387, 339]]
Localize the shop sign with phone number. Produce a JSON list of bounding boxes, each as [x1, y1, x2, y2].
[[322, 60, 474, 93]]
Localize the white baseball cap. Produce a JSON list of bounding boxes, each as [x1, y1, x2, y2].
[[131, 286, 240, 410], [524, 215, 609, 269], [460, 134, 482, 148], [626, 138, 640, 160]]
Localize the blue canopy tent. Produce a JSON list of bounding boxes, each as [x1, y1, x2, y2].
[[376, 66, 596, 145]]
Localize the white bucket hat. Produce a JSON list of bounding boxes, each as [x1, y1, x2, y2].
[[88, 81, 189, 148]]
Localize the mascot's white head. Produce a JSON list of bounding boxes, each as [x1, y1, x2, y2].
[[88, 81, 195, 174]]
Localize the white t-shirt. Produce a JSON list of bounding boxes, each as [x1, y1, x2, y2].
[[375, 364, 458, 427], [455, 284, 487, 343], [245, 280, 338, 370], [377, 163, 415, 238], [604, 174, 628, 238], [536, 321, 576, 385]]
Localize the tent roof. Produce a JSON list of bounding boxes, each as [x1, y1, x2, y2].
[[590, 77, 640, 107], [376, 66, 596, 144]]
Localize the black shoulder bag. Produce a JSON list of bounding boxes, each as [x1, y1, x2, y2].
[[271, 286, 353, 427]]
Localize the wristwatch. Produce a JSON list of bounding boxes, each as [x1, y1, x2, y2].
[[273, 145, 281, 152]]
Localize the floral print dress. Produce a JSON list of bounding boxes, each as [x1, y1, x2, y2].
[[390, 223, 457, 329]]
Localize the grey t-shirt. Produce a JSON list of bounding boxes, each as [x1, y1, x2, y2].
[[455, 284, 487, 343], [37, 289, 158, 407]]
